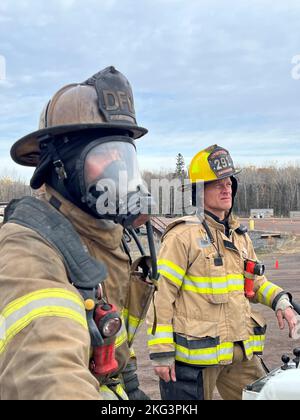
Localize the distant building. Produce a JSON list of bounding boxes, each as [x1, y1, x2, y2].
[[290, 211, 300, 219], [0, 203, 8, 217], [250, 209, 274, 218]]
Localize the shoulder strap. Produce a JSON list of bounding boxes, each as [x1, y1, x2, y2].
[[4, 196, 107, 289]]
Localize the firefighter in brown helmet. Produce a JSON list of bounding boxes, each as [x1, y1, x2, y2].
[[0, 67, 153, 400]]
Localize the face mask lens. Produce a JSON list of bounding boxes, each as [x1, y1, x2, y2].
[[82, 139, 151, 223], [84, 146, 123, 186], [84, 141, 143, 191]]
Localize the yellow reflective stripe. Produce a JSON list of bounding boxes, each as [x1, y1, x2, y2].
[[122, 309, 143, 344], [123, 309, 141, 327], [2, 288, 84, 318], [100, 384, 129, 400], [147, 325, 173, 335], [185, 274, 244, 283], [157, 259, 185, 287], [157, 259, 185, 277], [147, 325, 174, 347], [126, 312, 140, 328], [182, 285, 242, 294], [0, 289, 87, 355], [115, 384, 129, 400], [129, 347, 136, 358], [244, 335, 266, 356], [148, 337, 174, 346], [182, 274, 244, 295], [257, 282, 280, 306], [100, 385, 120, 400], [158, 270, 183, 287], [175, 342, 233, 365], [115, 315, 128, 348], [122, 308, 128, 323]]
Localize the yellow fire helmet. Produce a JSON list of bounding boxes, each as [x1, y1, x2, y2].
[[189, 144, 241, 184]]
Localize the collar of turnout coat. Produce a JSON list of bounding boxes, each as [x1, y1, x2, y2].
[[42, 184, 124, 250], [161, 213, 241, 241]]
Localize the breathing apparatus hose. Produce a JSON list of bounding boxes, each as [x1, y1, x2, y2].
[[146, 221, 158, 280], [127, 227, 146, 256]]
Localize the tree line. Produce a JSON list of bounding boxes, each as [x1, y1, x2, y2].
[[234, 166, 300, 217], [0, 175, 31, 203], [142, 154, 300, 217], [0, 158, 299, 217]]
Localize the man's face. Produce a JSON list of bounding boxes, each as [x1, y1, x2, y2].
[[204, 177, 233, 217], [84, 149, 121, 185]]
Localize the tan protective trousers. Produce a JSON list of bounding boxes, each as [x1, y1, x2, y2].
[[203, 343, 266, 400]]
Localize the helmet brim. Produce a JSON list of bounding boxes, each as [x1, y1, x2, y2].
[[11, 123, 148, 167], [179, 170, 242, 192]]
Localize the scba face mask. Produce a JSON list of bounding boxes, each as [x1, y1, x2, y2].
[[78, 137, 151, 227]]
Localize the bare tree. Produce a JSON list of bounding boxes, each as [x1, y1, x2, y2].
[[143, 163, 300, 217], [0, 173, 31, 202]]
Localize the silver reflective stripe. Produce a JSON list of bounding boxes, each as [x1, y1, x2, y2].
[[183, 278, 219, 289], [127, 324, 136, 338], [244, 339, 265, 350], [260, 284, 275, 300], [3, 297, 85, 332], [157, 265, 184, 282], [151, 332, 173, 340], [184, 277, 244, 289], [100, 387, 120, 400], [0, 316, 5, 340], [116, 322, 127, 337], [227, 278, 244, 287], [175, 346, 232, 361]]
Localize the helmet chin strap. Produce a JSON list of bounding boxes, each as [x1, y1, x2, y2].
[[227, 176, 238, 217], [44, 141, 79, 206]]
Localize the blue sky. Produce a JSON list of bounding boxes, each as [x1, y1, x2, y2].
[[0, 0, 300, 181]]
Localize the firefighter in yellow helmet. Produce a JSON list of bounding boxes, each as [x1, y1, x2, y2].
[[0, 67, 155, 400], [147, 144, 298, 400]]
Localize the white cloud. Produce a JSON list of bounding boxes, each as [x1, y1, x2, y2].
[[137, 128, 300, 170], [0, 0, 300, 179]]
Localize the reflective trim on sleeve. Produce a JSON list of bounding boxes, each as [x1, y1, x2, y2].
[[115, 384, 129, 400], [115, 317, 128, 348], [147, 325, 174, 347], [157, 259, 185, 287], [100, 384, 129, 400], [243, 335, 266, 357], [257, 281, 281, 307], [122, 309, 143, 346], [129, 347, 136, 358], [0, 288, 87, 355], [100, 385, 120, 400]]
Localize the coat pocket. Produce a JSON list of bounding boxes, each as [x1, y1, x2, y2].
[[203, 256, 229, 304]]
